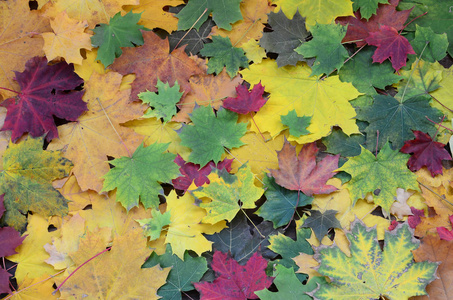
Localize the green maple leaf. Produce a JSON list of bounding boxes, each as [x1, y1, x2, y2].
[[301, 210, 341, 242], [101, 142, 179, 211], [352, 0, 388, 20], [199, 35, 248, 77], [179, 105, 246, 166], [268, 225, 313, 269], [314, 219, 438, 299], [398, 0, 453, 57], [338, 142, 419, 212], [256, 176, 312, 229], [192, 164, 263, 224], [138, 80, 183, 123], [322, 128, 365, 158], [260, 10, 311, 67], [255, 265, 326, 300], [339, 47, 401, 95], [411, 25, 449, 63], [0, 137, 72, 230], [295, 23, 348, 76], [357, 94, 443, 151], [91, 11, 147, 67], [136, 210, 171, 240], [280, 110, 311, 137], [143, 244, 208, 300], [176, 0, 242, 31]]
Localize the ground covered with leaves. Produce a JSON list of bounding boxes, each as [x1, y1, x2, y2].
[[0, 0, 453, 299]]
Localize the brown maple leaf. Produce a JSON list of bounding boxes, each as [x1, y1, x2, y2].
[[270, 140, 339, 196], [110, 31, 204, 101]]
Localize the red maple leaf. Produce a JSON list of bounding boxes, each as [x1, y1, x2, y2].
[[0, 268, 12, 294], [437, 215, 453, 241], [0, 195, 26, 258], [172, 154, 233, 191], [408, 206, 424, 229], [400, 130, 452, 177], [270, 140, 339, 196], [0, 56, 87, 142], [365, 25, 415, 71], [194, 251, 273, 300], [223, 83, 267, 114], [336, 0, 413, 47]]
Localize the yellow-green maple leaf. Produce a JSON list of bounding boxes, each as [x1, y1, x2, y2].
[[240, 60, 361, 143], [193, 164, 264, 224], [272, 0, 354, 29]]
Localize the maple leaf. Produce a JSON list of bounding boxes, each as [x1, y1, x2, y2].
[[322, 128, 365, 157], [0, 226, 25, 257], [0, 0, 50, 100], [302, 209, 342, 242], [193, 164, 264, 224], [295, 23, 349, 76], [389, 188, 414, 219], [199, 35, 249, 78], [176, 0, 242, 31], [352, 0, 389, 20], [169, 19, 215, 55], [437, 215, 453, 241], [336, 0, 413, 47], [102, 142, 179, 211], [0, 268, 12, 294], [110, 31, 204, 101], [91, 11, 147, 67], [138, 80, 183, 122], [194, 251, 273, 299], [223, 83, 267, 114], [338, 141, 419, 213], [205, 213, 279, 263], [408, 206, 424, 229], [48, 72, 144, 192], [365, 25, 415, 71], [339, 47, 401, 95], [172, 154, 233, 192], [143, 244, 208, 300], [136, 210, 171, 241], [57, 228, 170, 299], [240, 60, 361, 144], [0, 137, 72, 230], [411, 25, 449, 63], [179, 105, 246, 166], [314, 219, 438, 299], [257, 176, 313, 228], [280, 110, 311, 137], [255, 265, 325, 299], [358, 94, 443, 151], [42, 11, 92, 65], [242, 39, 267, 64], [270, 140, 339, 196], [1, 56, 87, 142], [400, 130, 452, 177], [259, 10, 310, 67]]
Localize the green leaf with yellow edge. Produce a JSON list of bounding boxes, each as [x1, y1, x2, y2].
[[240, 59, 361, 144], [255, 265, 325, 299], [136, 210, 171, 241], [192, 164, 264, 224], [280, 110, 311, 137], [165, 190, 226, 259], [0, 137, 72, 230], [295, 23, 348, 76], [338, 141, 419, 213], [138, 80, 183, 123], [273, 0, 353, 29], [352, 0, 388, 20], [314, 219, 438, 299], [101, 142, 179, 211]]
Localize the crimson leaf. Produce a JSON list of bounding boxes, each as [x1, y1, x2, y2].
[[223, 83, 267, 114]]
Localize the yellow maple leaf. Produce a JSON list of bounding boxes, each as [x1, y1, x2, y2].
[[123, 0, 184, 33], [6, 274, 60, 299], [211, 0, 273, 47], [56, 175, 95, 213], [0, 0, 50, 99], [241, 39, 267, 64], [42, 0, 139, 29], [57, 228, 169, 299], [48, 72, 144, 192], [272, 0, 354, 29], [74, 49, 107, 81], [240, 60, 361, 143], [42, 11, 92, 65], [7, 214, 60, 285], [293, 253, 321, 280], [164, 191, 226, 259], [430, 64, 453, 143]]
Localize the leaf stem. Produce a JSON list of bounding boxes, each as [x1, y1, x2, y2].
[[430, 94, 453, 113], [233, 18, 261, 48], [174, 8, 209, 50], [425, 116, 453, 132], [320, 45, 365, 80], [375, 130, 379, 157], [418, 180, 453, 208], [53, 247, 111, 295], [0, 87, 20, 94], [249, 111, 266, 142], [284, 189, 300, 231], [3, 270, 65, 299], [241, 208, 264, 238], [400, 12, 428, 33]]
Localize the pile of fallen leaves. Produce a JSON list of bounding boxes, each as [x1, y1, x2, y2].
[[0, 0, 452, 299]]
